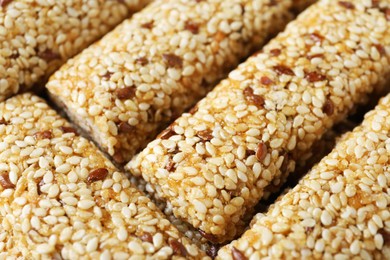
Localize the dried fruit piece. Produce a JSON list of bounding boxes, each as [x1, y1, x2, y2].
[[165, 160, 176, 172], [273, 65, 295, 76], [34, 130, 53, 140], [0, 173, 15, 189], [141, 21, 153, 29], [256, 142, 267, 162], [260, 76, 273, 85], [118, 122, 134, 133], [38, 49, 61, 62], [136, 57, 148, 66], [305, 71, 326, 82], [232, 247, 247, 260], [307, 53, 324, 60], [309, 32, 324, 42], [323, 98, 334, 116], [197, 130, 213, 142], [169, 239, 187, 256], [243, 87, 264, 108], [140, 232, 153, 243], [159, 126, 176, 140], [87, 168, 109, 184], [162, 53, 183, 68], [385, 9, 390, 21], [102, 71, 113, 80], [115, 87, 136, 99], [374, 44, 386, 56], [338, 1, 354, 9], [270, 48, 281, 56], [61, 126, 77, 134], [113, 151, 125, 164], [185, 20, 199, 34], [0, 0, 12, 7]]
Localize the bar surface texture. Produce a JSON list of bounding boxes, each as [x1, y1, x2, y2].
[[218, 93, 390, 259], [128, 0, 390, 242], [0, 0, 151, 101], [0, 93, 206, 259], [46, 0, 315, 163]]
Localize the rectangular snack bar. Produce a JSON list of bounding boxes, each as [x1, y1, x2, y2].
[[0, 93, 207, 259], [217, 93, 390, 260], [128, 0, 390, 243], [0, 0, 151, 101], [46, 0, 316, 163]]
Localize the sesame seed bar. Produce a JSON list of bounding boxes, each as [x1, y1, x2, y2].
[[46, 0, 316, 163], [217, 93, 390, 260], [0, 0, 151, 101], [0, 93, 207, 259], [127, 0, 390, 243]]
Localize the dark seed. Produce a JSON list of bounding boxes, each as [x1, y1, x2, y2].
[[38, 49, 61, 62], [34, 130, 53, 140], [260, 76, 273, 85], [159, 126, 176, 140], [185, 20, 199, 34], [140, 232, 153, 243], [232, 247, 247, 260], [309, 32, 324, 42], [0, 119, 7, 125], [197, 130, 213, 142], [206, 244, 220, 258], [141, 21, 153, 29], [270, 48, 281, 56], [243, 87, 264, 108], [118, 122, 134, 133], [273, 65, 295, 76], [87, 168, 109, 184], [0, 173, 15, 189], [61, 126, 77, 134], [305, 71, 326, 82], [256, 142, 267, 162], [162, 53, 183, 68], [136, 57, 148, 66], [374, 44, 386, 56], [0, 0, 12, 7], [115, 87, 136, 99], [338, 1, 355, 9], [323, 98, 334, 116], [169, 239, 187, 256], [199, 229, 219, 243]]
